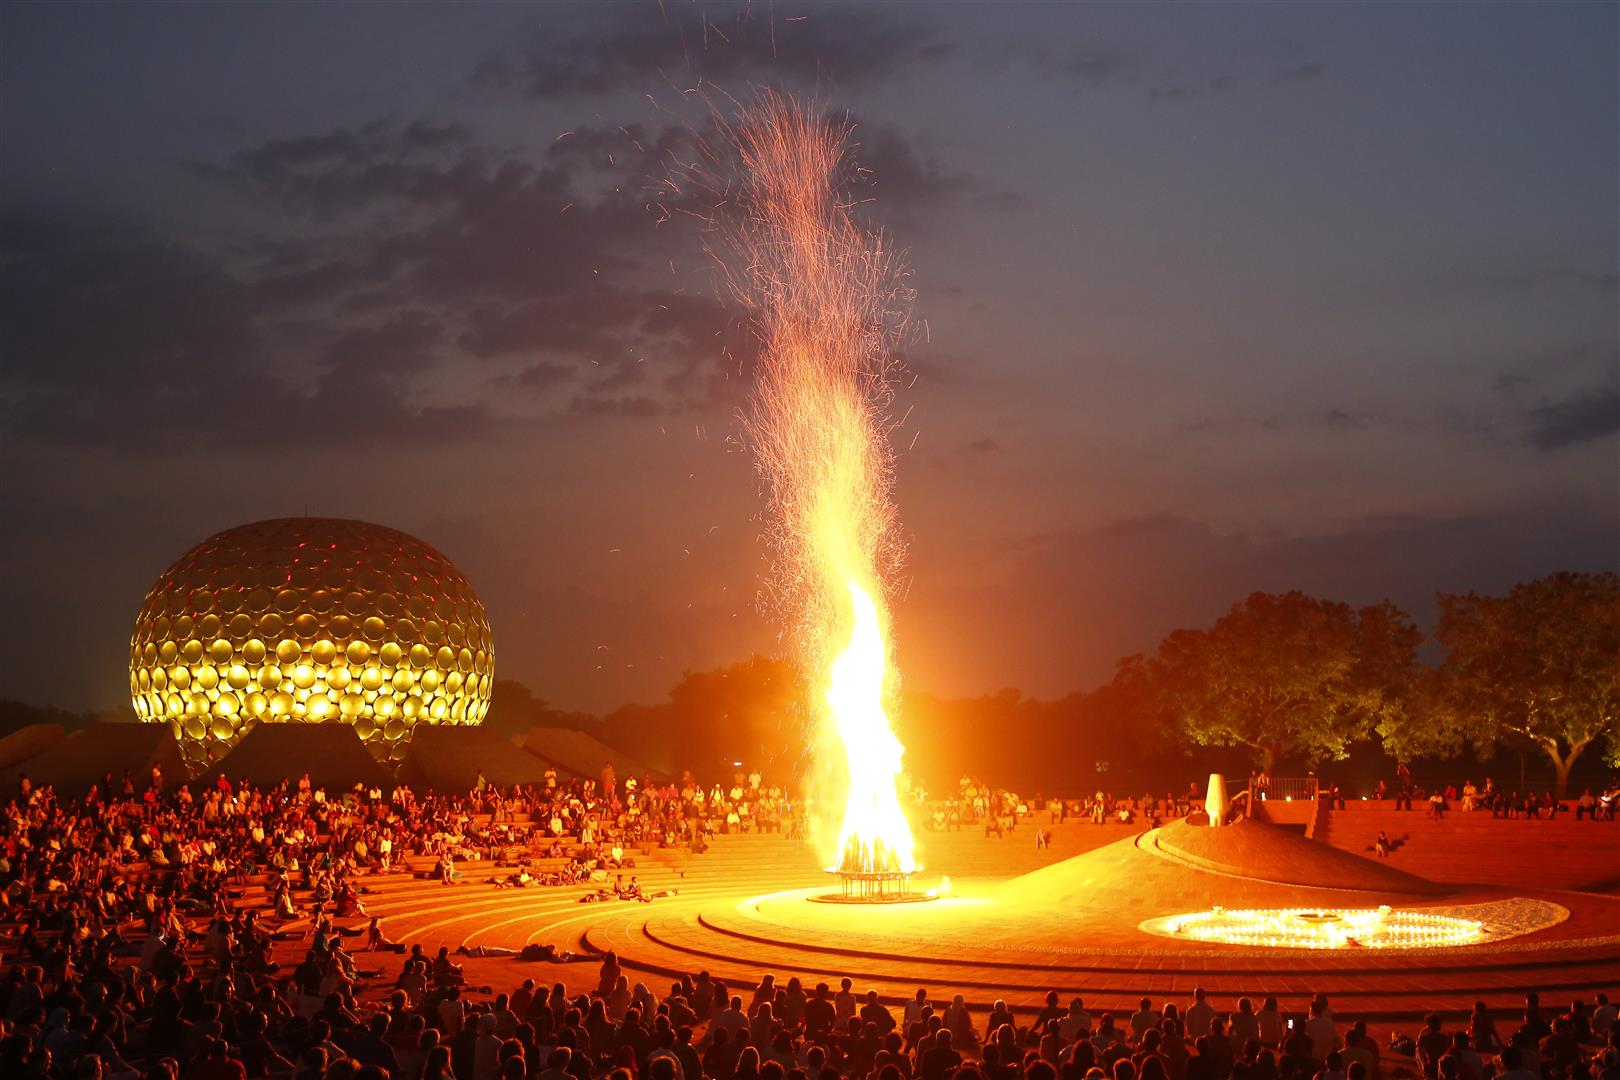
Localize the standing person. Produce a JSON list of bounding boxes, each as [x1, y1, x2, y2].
[[1229, 999, 1260, 1048], [1304, 1000, 1341, 1064], [1258, 998, 1287, 1049], [1184, 990, 1215, 1040], [597, 951, 622, 998], [1130, 999, 1159, 1044]]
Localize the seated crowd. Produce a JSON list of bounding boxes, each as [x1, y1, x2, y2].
[[0, 767, 1614, 1080], [931, 780, 1220, 836], [1359, 766, 1618, 822]]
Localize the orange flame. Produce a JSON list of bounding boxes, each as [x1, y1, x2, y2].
[[826, 582, 916, 873], [721, 93, 919, 874]]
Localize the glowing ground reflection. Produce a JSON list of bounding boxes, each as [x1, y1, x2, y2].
[[1142, 905, 1483, 949]]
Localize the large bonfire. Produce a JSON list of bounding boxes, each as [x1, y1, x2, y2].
[[721, 93, 918, 875]]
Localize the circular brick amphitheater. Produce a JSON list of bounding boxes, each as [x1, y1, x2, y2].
[[313, 816, 1618, 1023]]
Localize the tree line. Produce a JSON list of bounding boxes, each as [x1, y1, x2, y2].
[[493, 571, 1618, 799], [9, 572, 1607, 798], [1122, 571, 1618, 796]]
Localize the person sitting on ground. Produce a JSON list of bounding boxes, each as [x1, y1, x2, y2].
[[1060, 998, 1094, 1042]]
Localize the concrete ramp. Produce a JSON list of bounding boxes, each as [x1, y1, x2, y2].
[[0, 723, 181, 796], [397, 728, 553, 790], [0, 723, 67, 771], [196, 724, 394, 791], [522, 726, 667, 783]]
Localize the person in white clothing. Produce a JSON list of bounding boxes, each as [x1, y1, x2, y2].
[[1184, 987, 1216, 1039], [903, 989, 930, 1029], [1303, 1000, 1340, 1063]]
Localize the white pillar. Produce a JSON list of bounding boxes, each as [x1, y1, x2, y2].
[[1206, 773, 1228, 827]]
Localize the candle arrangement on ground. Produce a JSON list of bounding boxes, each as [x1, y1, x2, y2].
[[1153, 905, 1484, 949]]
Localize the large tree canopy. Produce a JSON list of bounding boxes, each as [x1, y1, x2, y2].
[[1143, 591, 1420, 770], [1383, 571, 1620, 796]]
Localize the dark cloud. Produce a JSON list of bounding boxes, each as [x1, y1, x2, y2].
[[1150, 62, 1325, 101], [569, 394, 663, 418], [0, 210, 492, 450], [1015, 43, 1325, 104], [472, 3, 950, 100], [457, 291, 644, 364], [189, 117, 738, 414], [1149, 75, 1240, 102], [510, 361, 577, 392], [9, 98, 978, 449], [1486, 345, 1619, 451], [193, 119, 480, 218], [2, 109, 789, 445], [853, 122, 1025, 217], [0, 212, 262, 392], [1317, 409, 1387, 432], [319, 310, 441, 373], [1523, 382, 1620, 451], [1492, 372, 1536, 397], [1010, 44, 1139, 89], [1178, 409, 1394, 438], [1270, 62, 1328, 85]]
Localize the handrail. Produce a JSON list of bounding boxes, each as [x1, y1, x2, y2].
[[1247, 776, 1319, 803]]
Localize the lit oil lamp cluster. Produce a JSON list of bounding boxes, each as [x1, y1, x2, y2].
[[1163, 905, 1484, 949]]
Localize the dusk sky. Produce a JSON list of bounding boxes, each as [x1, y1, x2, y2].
[[3, 1, 1616, 718]]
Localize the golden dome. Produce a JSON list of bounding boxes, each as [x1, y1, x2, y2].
[[130, 518, 493, 767]]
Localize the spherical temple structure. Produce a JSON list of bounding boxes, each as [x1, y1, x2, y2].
[[130, 518, 493, 767]]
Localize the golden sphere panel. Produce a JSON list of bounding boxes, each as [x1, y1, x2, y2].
[[131, 517, 494, 766]]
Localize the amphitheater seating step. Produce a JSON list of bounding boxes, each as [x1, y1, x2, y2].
[[1315, 803, 1619, 890]]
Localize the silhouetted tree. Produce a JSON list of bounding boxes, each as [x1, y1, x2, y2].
[[1383, 572, 1620, 797], [1145, 591, 1419, 771], [485, 679, 594, 738], [604, 656, 807, 780]]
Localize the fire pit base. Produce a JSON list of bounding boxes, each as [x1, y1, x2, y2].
[[809, 869, 939, 904]]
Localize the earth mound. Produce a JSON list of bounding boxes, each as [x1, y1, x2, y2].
[[1009, 816, 1447, 910], [1148, 817, 1444, 894]]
